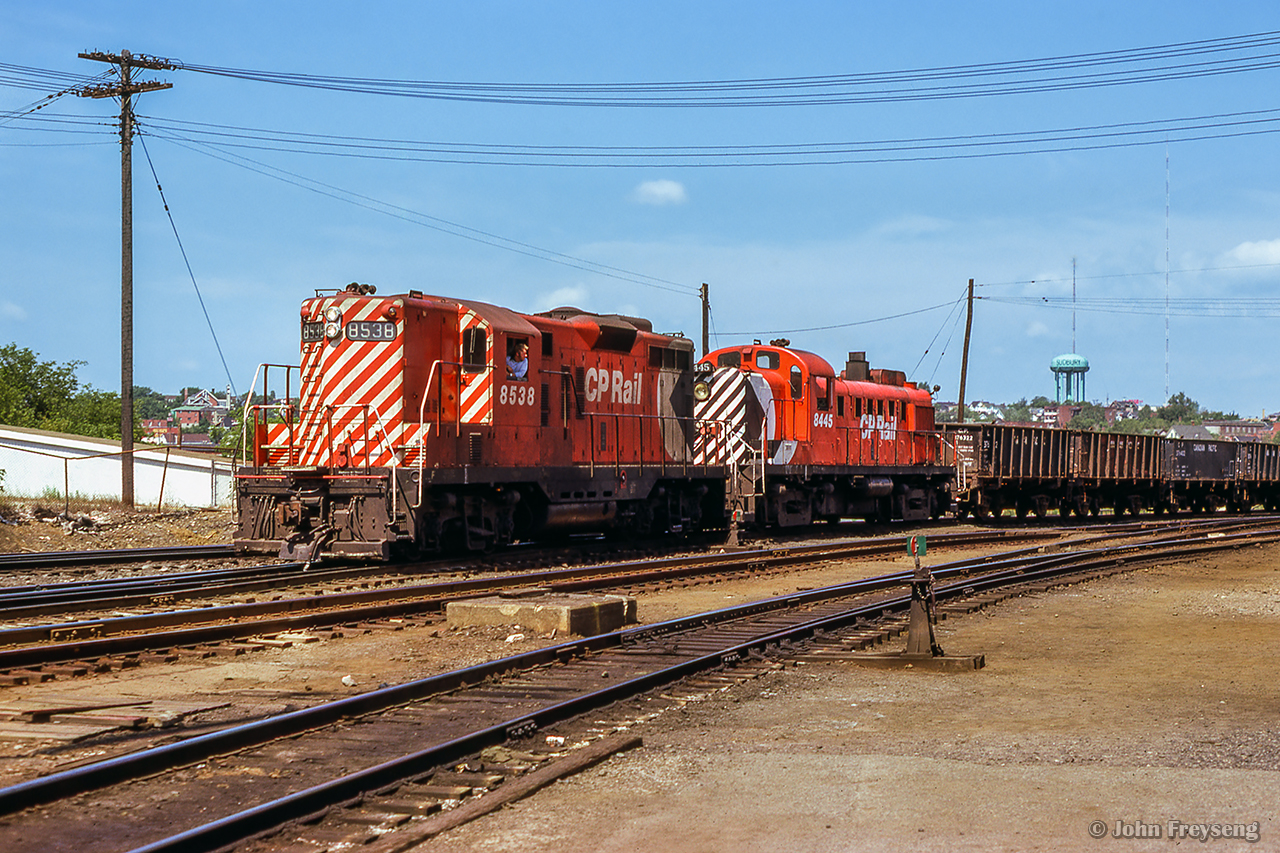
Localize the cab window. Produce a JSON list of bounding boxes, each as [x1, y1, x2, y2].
[[462, 327, 487, 373], [755, 351, 780, 370], [814, 376, 830, 410], [717, 351, 742, 369], [790, 366, 803, 399]]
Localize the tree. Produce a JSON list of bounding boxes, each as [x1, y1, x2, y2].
[[133, 386, 174, 420], [0, 344, 83, 427], [1066, 402, 1108, 431], [0, 343, 137, 439], [1156, 392, 1201, 424], [1001, 398, 1035, 423]]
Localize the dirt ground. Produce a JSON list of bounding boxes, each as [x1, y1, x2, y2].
[[424, 546, 1280, 853], [0, 521, 1276, 850], [0, 502, 234, 553]]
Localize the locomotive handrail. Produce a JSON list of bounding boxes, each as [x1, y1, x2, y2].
[[581, 410, 727, 478], [938, 434, 965, 492], [240, 362, 300, 467], [410, 357, 497, 509], [321, 401, 400, 519], [321, 402, 397, 470]]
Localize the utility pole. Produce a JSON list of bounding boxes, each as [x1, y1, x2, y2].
[[76, 50, 174, 507], [957, 279, 975, 424], [700, 283, 710, 358]]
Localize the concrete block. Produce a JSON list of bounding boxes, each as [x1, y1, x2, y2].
[[446, 593, 637, 636]]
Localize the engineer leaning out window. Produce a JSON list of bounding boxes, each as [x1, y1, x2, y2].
[[506, 341, 529, 381]]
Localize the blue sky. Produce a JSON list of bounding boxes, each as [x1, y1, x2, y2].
[[4, 2, 1280, 416]]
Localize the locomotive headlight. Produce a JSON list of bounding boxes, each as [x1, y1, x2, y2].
[[693, 380, 712, 402], [323, 306, 342, 323], [324, 321, 342, 340]]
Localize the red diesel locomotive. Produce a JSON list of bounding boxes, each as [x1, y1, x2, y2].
[[235, 284, 721, 560], [692, 344, 953, 526]]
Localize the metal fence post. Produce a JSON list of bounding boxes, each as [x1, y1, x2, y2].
[[157, 447, 171, 513]]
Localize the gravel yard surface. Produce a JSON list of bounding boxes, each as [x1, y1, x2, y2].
[[0, 518, 1275, 851], [426, 546, 1280, 853]]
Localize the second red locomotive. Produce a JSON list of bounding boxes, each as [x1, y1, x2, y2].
[[693, 343, 953, 526]]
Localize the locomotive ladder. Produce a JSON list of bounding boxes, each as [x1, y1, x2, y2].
[[728, 423, 767, 526]]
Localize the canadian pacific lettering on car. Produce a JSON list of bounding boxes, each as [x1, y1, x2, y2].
[[585, 367, 643, 404], [860, 413, 896, 441]]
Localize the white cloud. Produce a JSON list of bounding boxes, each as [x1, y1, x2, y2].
[[869, 215, 953, 239], [1, 301, 27, 321], [1225, 238, 1280, 265], [533, 285, 589, 313], [631, 179, 687, 206], [1025, 321, 1051, 338]]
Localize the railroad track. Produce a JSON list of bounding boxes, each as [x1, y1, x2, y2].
[[0, 543, 236, 570], [0, 518, 1265, 687], [0, 527, 1059, 683], [0, 519, 1277, 853]]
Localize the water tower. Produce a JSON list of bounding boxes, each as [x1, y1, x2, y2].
[[1051, 353, 1089, 403]]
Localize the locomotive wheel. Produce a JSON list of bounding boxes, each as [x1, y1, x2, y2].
[[1059, 502, 1072, 518]]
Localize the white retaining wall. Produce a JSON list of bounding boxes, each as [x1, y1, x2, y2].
[[0, 425, 233, 508]]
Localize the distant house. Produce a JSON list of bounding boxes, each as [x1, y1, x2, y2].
[[169, 388, 235, 429], [1203, 419, 1271, 442], [140, 418, 171, 436], [1108, 400, 1142, 421], [1164, 424, 1215, 440]]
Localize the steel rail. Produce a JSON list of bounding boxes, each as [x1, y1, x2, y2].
[[1, 522, 1275, 835], [0, 529, 1055, 664], [125, 523, 1280, 853], [0, 543, 235, 569], [0, 519, 1258, 670]]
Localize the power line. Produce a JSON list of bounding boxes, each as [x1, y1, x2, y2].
[[718, 301, 955, 336], [144, 129, 700, 297], [174, 31, 1280, 107], [136, 133, 238, 399], [121, 106, 1280, 167], [977, 260, 1280, 286], [981, 295, 1280, 318]]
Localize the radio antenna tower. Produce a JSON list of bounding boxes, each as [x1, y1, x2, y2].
[[1165, 143, 1171, 403]]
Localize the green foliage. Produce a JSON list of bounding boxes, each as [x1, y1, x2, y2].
[[0, 343, 154, 440], [133, 386, 175, 420], [990, 391, 1249, 436], [0, 343, 84, 427], [1065, 402, 1108, 431], [1156, 392, 1201, 424], [1002, 398, 1033, 423]]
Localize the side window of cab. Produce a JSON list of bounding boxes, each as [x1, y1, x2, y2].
[[462, 327, 487, 373], [789, 366, 803, 400]]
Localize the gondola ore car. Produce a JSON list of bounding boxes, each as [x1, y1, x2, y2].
[[692, 344, 953, 526], [235, 284, 723, 560], [945, 422, 1280, 518]]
